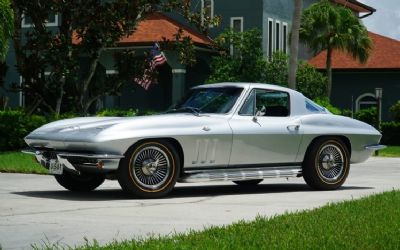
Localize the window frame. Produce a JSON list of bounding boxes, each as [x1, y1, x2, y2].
[[230, 17, 244, 56], [267, 18, 274, 59], [238, 88, 291, 117], [201, 0, 214, 27], [275, 20, 281, 52], [21, 13, 59, 28], [282, 22, 288, 54]]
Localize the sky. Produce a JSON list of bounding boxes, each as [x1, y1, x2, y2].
[[359, 0, 400, 40]]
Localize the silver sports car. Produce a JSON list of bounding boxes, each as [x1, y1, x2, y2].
[[24, 83, 385, 198]]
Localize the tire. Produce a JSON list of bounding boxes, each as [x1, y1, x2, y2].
[[233, 179, 263, 186], [54, 171, 105, 192], [117, 140, 180, 198], [302, 137, 350, 190]]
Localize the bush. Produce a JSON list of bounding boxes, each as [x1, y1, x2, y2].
[[0, 110, 47, 151], [96, 108, 138, 117], [314, 98, 341, 115], [354, 107, 377, 127], [389, 101, 400, 121], [381, 122, 400, 145], [296, 62, 328, 100]]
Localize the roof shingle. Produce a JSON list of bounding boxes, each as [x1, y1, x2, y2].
[[309, 32, 400, 70]]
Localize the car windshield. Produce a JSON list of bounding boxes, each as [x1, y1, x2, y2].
[[167, 87, 243, 114]]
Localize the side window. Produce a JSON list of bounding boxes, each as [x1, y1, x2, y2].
[[239, 89, 289, 117]]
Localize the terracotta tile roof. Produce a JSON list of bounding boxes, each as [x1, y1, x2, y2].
[[309, 32, 400, 70], [73, 12, 213, 46]]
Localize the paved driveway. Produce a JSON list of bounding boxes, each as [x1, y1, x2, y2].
[[1, 157, 399, 249]]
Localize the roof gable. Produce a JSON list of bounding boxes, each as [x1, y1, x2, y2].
[[309, 32, 400, 70], [73, 12, 213, 47]]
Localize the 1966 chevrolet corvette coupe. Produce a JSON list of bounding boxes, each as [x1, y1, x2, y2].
[[24, 83, 384, 198]]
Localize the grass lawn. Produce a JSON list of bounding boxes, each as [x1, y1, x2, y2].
[[52, 190, 399, 250], [377, 146, 400, 157], [0, 151, 47, 174]]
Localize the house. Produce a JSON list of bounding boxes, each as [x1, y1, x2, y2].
[[1, 0, 375, 112], [309, 32, 400, 121]]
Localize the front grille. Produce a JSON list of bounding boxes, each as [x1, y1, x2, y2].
[[42, 151, 58, 160]]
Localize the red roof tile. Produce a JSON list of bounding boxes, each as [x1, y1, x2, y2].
[[309, 32, 400, 70], [73, 12, 213, 46]]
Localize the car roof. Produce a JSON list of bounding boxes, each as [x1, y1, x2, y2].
[[194, 82, 300, 95], [193, 82, 324, 116]]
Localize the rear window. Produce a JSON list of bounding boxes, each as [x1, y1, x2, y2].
[[305, 99, 328, 113]]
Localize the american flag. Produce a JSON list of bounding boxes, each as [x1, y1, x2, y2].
[[135, 43, 167, 90]]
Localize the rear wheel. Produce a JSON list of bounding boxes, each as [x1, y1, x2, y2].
[[303, 138, 350, 190], [233, 179, 263, 186], [54, 171, 105, 192], [118, 140, 180, 198]]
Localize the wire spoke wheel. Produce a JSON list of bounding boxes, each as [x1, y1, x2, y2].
[[118, 140, 180, 198], [303, 138, 350, 190], [131, 146, 171, 190], [317, 144, 344, 183]]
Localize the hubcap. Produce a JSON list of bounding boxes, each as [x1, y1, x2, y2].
[[317, 144, 344, 182], [132, 146, 170, 190]]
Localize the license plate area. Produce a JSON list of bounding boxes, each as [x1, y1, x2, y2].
[[49, 159, 63, 175]]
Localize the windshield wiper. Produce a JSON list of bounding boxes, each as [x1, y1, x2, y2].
[[166, 107, 201, 116]]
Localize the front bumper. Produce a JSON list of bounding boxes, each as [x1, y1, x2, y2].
[[22, 149, 124, 173]]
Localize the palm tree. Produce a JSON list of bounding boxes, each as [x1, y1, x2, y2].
[[288, 0, 303, 90], [0, 0, 14, 61], [299, 0, 372, 98]]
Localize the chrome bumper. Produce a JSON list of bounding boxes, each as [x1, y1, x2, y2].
[[22, 149, 124, 172], [364, 144, 387, 151]]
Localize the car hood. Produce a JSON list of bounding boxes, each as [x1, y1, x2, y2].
[[25, 113, 229, 145]]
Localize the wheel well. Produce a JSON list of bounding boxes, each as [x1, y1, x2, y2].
[[130, 138, 184, 175], [304, 135, 352, 160]]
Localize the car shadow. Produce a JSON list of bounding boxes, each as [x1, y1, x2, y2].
[[12, 183, 374, 201]]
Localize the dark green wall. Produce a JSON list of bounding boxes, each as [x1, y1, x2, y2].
[[331, 70, 400, 121]]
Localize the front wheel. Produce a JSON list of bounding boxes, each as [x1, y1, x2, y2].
[[54, 171, 105, 192], [118, 140, 180, 198], [302, 138, 350, 190]]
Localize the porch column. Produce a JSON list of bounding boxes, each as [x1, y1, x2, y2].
[[171, 68, 187, 104]]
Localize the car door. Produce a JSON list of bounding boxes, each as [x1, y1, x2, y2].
[[228, 88, 303, 166]]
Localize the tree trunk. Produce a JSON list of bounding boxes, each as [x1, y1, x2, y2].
[[55, 76, 65, 116], [288, 0, 303, 90], [79, 54, 100, 115], [326, 47, 333, 99]]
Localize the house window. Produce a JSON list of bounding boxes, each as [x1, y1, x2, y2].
[[356, 93, 377, 111], [201, 0, 214, 27], [282, 22, 288, 54], [22, 13, 59, 28], [267, 18, 274, 59], [275, 21, 281, 51], [230, 17, 243, 56], [231, 17, 243, 33]]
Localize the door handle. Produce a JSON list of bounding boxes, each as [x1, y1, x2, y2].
[[202, 126, 211, 131], [287, 124, 300, 131]]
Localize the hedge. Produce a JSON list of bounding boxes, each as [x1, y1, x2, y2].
[[0, 110, 47, 151], [381, 122, 400, 146], [0, 109, 152, 151]]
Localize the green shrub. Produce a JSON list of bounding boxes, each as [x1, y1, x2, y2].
[[389, 101, 400, 122], [296, 62, 328, 100], [314, 98, 341, 115], [381, 122, 400, 146], [96, 108, 138, 117], [354, 107, 377, 127], [0, 110, 47, 151]]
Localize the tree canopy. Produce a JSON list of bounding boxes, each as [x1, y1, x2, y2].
[[299, 0, 372, 98], [7, 0, 219, 115], [0, 0, 14, 61]]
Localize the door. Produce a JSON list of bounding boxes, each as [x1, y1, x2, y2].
[[229, 88, 303, 166]]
